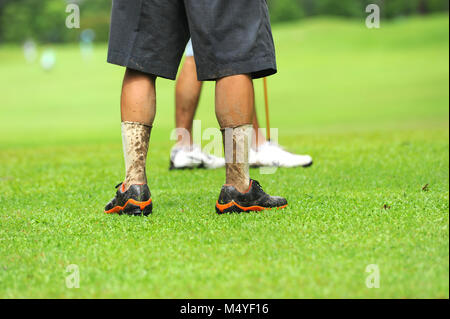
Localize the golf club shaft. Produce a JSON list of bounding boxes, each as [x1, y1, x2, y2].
[[263, 77, 271, 141]]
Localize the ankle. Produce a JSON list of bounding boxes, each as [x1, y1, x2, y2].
[[123, 179, 147, 191], [227, 180, 250, 193]]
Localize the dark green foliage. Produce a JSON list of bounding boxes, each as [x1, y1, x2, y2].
[[0, 0, 448, 42], [0, 0, 111, 43], [268, 0, 304, 22], [1, 0, 68, 43], [268, 0, 448, 22]]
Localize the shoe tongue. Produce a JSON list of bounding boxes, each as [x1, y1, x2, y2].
[[251, 180, 264, 192]]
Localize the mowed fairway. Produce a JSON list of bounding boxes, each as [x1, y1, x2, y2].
[[0, 15, 448, 298]]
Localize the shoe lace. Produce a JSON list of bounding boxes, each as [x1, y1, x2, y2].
[[252, 179, 264, 192]]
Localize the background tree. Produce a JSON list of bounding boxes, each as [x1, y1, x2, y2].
[[0, 0, 447, 43]]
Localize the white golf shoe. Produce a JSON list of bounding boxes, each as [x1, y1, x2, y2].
[[250, 141, 313, 168], [170, 144, 225, 170]]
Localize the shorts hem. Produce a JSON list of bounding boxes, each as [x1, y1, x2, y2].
[[197, 57, 277, 81], [107, 51, 178, 80]]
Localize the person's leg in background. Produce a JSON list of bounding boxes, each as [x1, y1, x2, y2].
[[171, 40, 225, 170], [175, 50, 202, 147], [174, 53, 313, 169]]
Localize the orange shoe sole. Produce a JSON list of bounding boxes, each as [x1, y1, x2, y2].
[[216, 201, 288, 214], [105, 198, 153, 216]]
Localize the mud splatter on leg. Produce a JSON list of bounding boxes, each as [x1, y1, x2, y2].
[[121, 121, 152, 189], [223, 124, 253, 193]]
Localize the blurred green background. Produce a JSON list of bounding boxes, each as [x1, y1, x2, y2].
[[0, 0, 448, 43], [0, 1, 448, 298]]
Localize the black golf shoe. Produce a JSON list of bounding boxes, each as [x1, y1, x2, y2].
[[215, 179, 288, 214], [104, 183, 153, 216]]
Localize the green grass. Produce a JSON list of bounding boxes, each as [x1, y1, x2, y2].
[[0, 15, 448, 298]]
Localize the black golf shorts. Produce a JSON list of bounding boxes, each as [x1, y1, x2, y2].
[[107, 0, 277, 81]]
